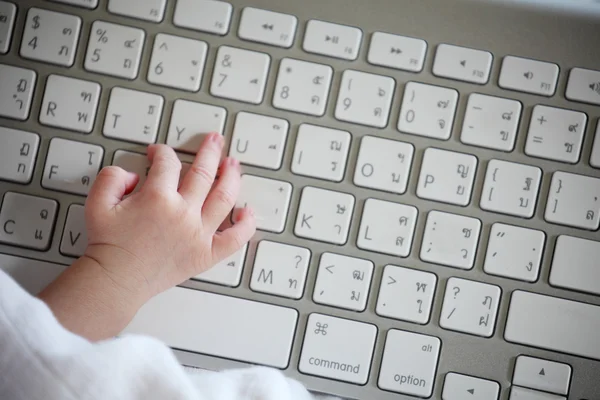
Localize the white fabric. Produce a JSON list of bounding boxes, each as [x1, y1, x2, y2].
[[0, 270, 333, 400]]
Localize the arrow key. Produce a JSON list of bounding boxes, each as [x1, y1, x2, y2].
[[238, 7, 297, 48], [512, 356, 571, 395], [442, 373, 500, 400]]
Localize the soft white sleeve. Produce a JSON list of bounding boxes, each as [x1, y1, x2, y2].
[[0, 270, 334, 400]]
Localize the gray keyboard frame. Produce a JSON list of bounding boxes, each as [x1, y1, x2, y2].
[[1, 0, 600, 399]]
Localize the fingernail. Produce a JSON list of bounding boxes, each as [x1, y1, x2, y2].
[[213, 133, 223, 144]]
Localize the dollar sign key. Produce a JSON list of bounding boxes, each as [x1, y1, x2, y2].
[[32, 15, 40, 30]]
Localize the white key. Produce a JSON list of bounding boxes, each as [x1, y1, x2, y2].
[[108, 0, 166, 22], [440, 277, 501, 337], [565, 67, 600, 105], [148, 34, 207, 92], [299, 314, 376, 384], [0, 64, 36, 120], [60, 204, 87, 257], [250, 241, 310, 299], [0, 192, 57, 250], [229, 112, 288, 170], [506, 290, 600, 360], [545, 171, 600, 230], [294, 187, 354, 245], [591, 122, 600, 168], [0, 127, 39, 184], [460, 94, 522, 151], [173, 0, 232, 35], [291, 124, 350, 182], [376, 265, 437, 325], [103, 87, 164, 144], [124, 287, 298, 368], [525, 105, 586, 163], [420, 211, 481, 270], [42, 138, 104, 196], [354, 136, 414, 194], [233, 175, 292, 233], [509, 387, 566, 400], [335, 70, 395, 128], [313, 253, 373, 311], [39, 75, 101, 133], [20, 8, 81, 66], [417, 148, 477, 206], [85, 21, 145, 80], [272, 58, 333, 116], [193, 245, 247, 287], [499, 56, 559, 96], [433, 44, 493, 84], [51, 0, 97, 8], [303, 20, 362, 60], [550, 235, 600, 296], [238, 7, 297, 48], [367, 32, 427, 72], [211, 46, 270, 104], [357, 199, 417, 257], [442, 373, 500, 400], [480, 159, 542, 218], [0, 255, 65, 295], [0, 1, 16, 54], [378, 329, 441, 397], [484, 223, 545, 282], [513, 356, 571, 396], [166, 100, 226, 154], [398, 82, 459, 140], [112, 150, 191, 191]]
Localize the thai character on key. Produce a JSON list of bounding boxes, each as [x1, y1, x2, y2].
[[399, 216, 408, 226], [311, 95, 320, 105], [352, 270, 364, 281], [396, 236, 404, 246], [81, 176, 90, 186], [587, 210, 595, 221], [330, 141, 342, 151], [462, 228, 471, 238], [457, 164, 469, 178], [39, 209, 48, 220], [373, 107, 382, 117]]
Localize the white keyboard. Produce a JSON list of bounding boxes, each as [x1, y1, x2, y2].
[[1, 0, 600, 399]]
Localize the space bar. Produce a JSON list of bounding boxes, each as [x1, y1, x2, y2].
[[505, 291, 600, 360], [123, 287, 298, 368]]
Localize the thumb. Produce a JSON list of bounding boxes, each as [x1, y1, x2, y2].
[[86, 166, 139, 212]]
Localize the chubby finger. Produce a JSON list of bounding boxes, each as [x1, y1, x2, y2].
[[86, 166, 139, 212], [179, 133, 223, 204], [145, 144, 182, 192], [211, 207, 256, 262], [202, 157, 241, 231]]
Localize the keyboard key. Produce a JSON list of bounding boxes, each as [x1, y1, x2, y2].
[[250, 241, 310, 299], [313, 252, 373, 311], [550, 235, 600, 295], [499, 56, 559, 96], [148, 34, 208, 92], [367, 32, 427, 72], [238, 7, 297, 48], [20, 8, 81, 67], [0, 254, 66, 295], [173, 0, 232, 35], [299, 313, 376, 384], [103, 87, 164, 145], [0, 192, 58, 251], [420, 211, 481, 270], [442, 373, 500, 400], [42, 138, 104, 196], [108, 0, 166, 22], [291, 124, 351, 182], [166, 100, 226, 154], [417, 148, 477, 206], [460, 93, 522, 151], [398, 82, 459, 140], [0, 1, 16, 54], [592, 122, 600, 168], [484, 223, 545, 282], [211, 46, 270, 104], [376, 265, 437, 324], [335, 70, 395, 128], [233, 175, 292, 233], [85, 21, 145, 80], [193, 244, 247, 287], [433, 44, 493, 84], [513, 356, 571, 395], [440, 277, 501, 337], [525, 105, 587, 163], [0, 127, 39, 184], [353, 136, 414, 194], [229, 112, 288, 170], [303, 19, 362, 60], [124, 287, 298, 368], [357, 199, 417, 257], [480, 159, 542, 218], [272, 58, 333, 116], [60, 204, 87, 257], [378, 329, 441, 397], [0, 64, 36, 120], [50, 0, 98, 8], [39, 75, 101, 133], [294, 186, 354, 245], [565, 67, 600, 105], [545, 171, 600, 230], [509, 386, 566, 400]]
